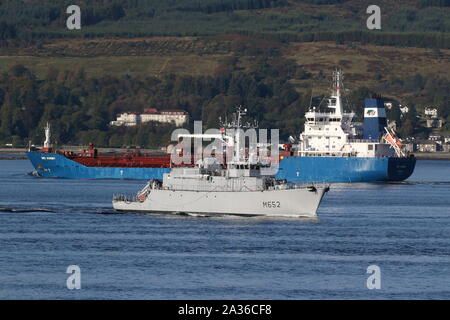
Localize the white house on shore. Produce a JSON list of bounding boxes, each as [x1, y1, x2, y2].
[[424, 107, 438, 117], [399, 105, 409, 114], [110, 108, 189, 127]]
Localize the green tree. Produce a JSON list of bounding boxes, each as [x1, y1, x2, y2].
[[388, 105, 402, 124], [109, 134, 123, 148], [0, 101, 12, 137], [400, 119, 414, 138]]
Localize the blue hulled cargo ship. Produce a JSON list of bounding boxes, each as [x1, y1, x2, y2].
[[276, 69, 416, 182], [26, 70, 415, 182], [26, 148, 415, 182]]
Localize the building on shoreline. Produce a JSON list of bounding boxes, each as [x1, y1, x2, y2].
[[424, 107, 438, 117], [421, 106, 445, 128], [416, 140, 440, 153], [426, 118, 444, 128], [110, 108, 189, 127], [443, 143, 450, 153]]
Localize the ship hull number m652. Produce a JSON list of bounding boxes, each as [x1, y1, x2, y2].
[[262, 201, 281, 208]]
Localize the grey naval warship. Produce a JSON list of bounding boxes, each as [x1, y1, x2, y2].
[[113, 108, 329, 218]]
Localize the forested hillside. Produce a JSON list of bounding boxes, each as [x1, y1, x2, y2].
[[1, 57, 449, 147], [0, 0, 449, 147], [1, 0, 449, 47]]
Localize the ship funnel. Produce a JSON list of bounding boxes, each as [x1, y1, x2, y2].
[[363, 97, 387, 140]]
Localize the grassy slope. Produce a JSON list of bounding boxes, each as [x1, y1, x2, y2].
[[284, 42, 450, 99], [0, 54, 226, 78], [1, 36, 448, 100]]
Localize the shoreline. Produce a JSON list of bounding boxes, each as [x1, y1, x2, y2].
[[411, 153, 450, 160], [0, 156, 27, 160]]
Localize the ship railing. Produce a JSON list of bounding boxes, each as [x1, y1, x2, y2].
[[297, 150, 357, 157], [267, 182, 329, 191], [305, 111, 338, 117], [113, 194, 138, 203], [305, 111, 355, 116], [287, 182, 330, 189], [347, 139, 379, 143], [305, 111, 335, 116]]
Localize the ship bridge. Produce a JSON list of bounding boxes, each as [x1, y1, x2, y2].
[[297, 69, 395, 158]]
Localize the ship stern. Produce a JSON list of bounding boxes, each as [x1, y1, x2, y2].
[[387, 156, 416, 181]]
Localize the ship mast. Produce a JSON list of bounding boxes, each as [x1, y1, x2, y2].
[[329, 69, 344, 116], [43, 122, 53, 152], [176, 106, 255, 167], [233, 106, 246, 163]]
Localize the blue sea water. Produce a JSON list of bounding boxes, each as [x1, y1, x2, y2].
[[0, 159, 449, 299]]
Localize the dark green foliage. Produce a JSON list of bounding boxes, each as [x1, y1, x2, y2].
[[0, 22, 16, 40], [346, 87, 373, 121], [239, 30, 450, 49], [0, 58, 307, 146], [294, 0, 349, 4], [387, 7, 450, 32], [83, 3, 126, 26], [0, 1, 60, 27], [418, 0, 450, 8], [380, 74, 450, 137], [388, 104, 402, 124], [400, 118, 414, 137], [0, 0, 448, 49], [1, 57, 449, 146], [175, 0, 288, 13]]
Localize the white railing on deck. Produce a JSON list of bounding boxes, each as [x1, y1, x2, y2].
[[348, 139, 379, 143]]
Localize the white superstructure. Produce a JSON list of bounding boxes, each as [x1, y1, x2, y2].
[[297, 69, 397, 158]]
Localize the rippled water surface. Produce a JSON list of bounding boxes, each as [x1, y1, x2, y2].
[[0, 159, 449, 299]]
